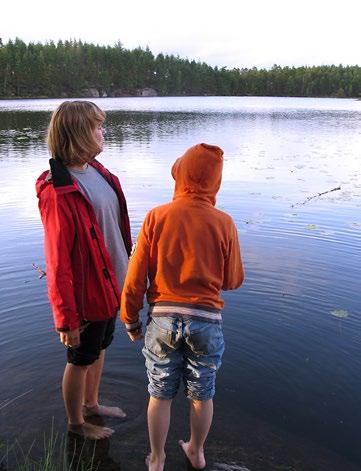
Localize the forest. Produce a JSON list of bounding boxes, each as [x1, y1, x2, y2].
[[0, 38, 360, 99]]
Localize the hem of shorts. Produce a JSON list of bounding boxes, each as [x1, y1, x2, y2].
[[186, 393, 215, 401], [149, 391, 178, 400], [66, 357, 99, 366]]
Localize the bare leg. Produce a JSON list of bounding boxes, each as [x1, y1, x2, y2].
[[83, 349, 126, 418], [179, 399, 213, 470], [146, 396, 172, 471], [84, 349, 105, 407], [62, 362, 114, 439]]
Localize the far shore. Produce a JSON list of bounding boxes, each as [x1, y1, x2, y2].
[[0, 94, 360, 101]]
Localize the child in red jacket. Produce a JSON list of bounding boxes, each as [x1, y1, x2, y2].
[[37, 101, 131, 439]]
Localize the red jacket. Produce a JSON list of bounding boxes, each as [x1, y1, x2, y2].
[[36, 158, 132, 331]]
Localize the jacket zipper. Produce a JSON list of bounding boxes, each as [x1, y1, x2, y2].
[[64, 170, 121, 309], [78, 235, 91, 320], [89, 225, 120, 306], [73, 190, 120, 311]]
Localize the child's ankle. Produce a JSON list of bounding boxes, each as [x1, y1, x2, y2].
[[150, 451, 166, 462]]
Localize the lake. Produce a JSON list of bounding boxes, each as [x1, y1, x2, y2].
[[0, 96, 361, 471]]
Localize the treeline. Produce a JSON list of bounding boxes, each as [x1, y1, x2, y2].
[[0, 38, 360, 99]]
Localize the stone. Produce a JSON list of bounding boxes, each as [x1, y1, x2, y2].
[[138, 87, 157, 97], [212, 464, 251, 471], [80, 87, 100, 98]]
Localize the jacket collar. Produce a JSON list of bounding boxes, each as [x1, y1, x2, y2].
[[47, 158, 116, 197], [48, 158, 108, 188], [49, 158, 74, 188]]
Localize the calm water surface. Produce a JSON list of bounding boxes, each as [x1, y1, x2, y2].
[[1, 97, 361, 470]]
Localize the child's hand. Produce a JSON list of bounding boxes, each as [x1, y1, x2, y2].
[[59, 328, 80, 348], [127, 328, 144, 342]]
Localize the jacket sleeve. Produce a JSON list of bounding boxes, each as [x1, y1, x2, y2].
[[222, 220, 245, 290], [120, 216, 150, 330], [39, 191, 80, 331]]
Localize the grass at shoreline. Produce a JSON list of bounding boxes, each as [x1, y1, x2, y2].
[[0, 425, 100, 471]]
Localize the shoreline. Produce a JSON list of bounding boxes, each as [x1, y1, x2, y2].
[[0, 94, 360, 101]]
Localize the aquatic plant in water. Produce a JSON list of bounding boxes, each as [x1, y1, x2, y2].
[[0, 422, 99, 471], [330, 309, 349, 318]]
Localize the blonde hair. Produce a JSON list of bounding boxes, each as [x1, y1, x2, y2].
[[47, 101, 106, 166]]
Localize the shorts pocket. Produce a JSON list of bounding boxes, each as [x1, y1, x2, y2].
[[144, 317, 175, 359], [187, 323, 224, 356]]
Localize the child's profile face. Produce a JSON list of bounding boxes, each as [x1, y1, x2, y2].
[[92, 122, 106, 152]]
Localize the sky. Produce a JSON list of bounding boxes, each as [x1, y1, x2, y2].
[[1, 0, 361, 70]]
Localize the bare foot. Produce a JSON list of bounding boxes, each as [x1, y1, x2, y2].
[[83, 404, 126, 418], [145, 452, 166, 471], [178, 440, 206, 470], [68, 422, 114, 440]]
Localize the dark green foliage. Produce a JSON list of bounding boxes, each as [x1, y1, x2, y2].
[[0, 38, 360, 98]]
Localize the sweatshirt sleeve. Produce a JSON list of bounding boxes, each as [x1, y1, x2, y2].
[[39, 191, 80, 331], [222, 220, 245, 290], [120, 216, 150, 330]]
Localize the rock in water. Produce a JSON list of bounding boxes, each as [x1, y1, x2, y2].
[[212, 463, 251, 471]]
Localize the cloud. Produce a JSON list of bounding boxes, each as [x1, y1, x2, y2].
[[2, 0, 361, 68]]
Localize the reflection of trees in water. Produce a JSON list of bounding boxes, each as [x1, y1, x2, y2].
[[0, 111, 49, 157], [0, 111, 50, 132], [0, 109, 266, 154], [0, 108, 293, 157], [106, 111, 226, 147], [1, 109, 214, 155]]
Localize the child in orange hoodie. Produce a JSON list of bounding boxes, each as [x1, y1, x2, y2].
[[121, 143, 244, 471]]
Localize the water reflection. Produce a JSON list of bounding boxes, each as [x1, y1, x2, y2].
[[1, 97, 361, 469]]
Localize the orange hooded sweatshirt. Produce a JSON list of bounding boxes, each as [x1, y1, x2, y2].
[[120, 143, 244, 329]]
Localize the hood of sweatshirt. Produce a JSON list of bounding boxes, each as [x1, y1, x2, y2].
[[171, 143, 224, 206]]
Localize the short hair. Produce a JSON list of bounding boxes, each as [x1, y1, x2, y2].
[[47, 101, 106, 166]]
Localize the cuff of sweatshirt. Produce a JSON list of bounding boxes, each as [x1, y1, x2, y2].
[[125, 320, 142, 332]]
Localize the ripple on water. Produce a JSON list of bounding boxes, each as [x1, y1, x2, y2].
[[1, 98, 361, 467]]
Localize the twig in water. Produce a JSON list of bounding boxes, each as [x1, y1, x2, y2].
[[32, 262, 46, 279], [0, 389, 33, 411], [291, 186, 341, 207]]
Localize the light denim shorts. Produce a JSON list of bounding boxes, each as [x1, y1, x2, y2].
[[142, 315, 225, 401]]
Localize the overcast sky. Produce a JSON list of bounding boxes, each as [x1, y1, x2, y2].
[[2, 0, 361, 69]]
